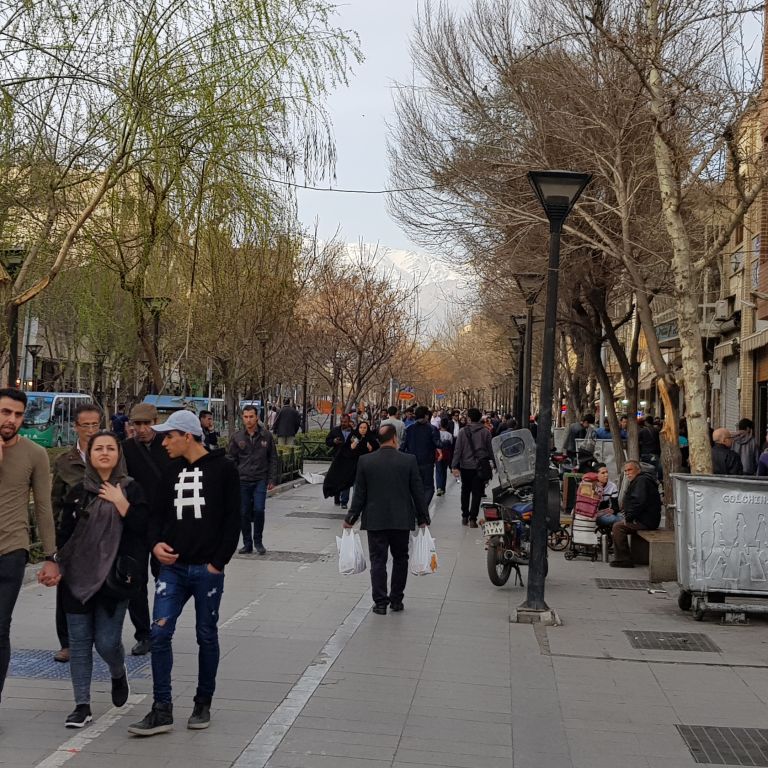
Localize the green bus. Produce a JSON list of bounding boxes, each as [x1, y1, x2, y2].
[[19, 392, 95, 448]]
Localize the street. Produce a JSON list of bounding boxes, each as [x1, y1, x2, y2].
[[3, 471, 768, 768]]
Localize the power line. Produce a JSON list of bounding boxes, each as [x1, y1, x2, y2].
[[264, 177, 440, 194]]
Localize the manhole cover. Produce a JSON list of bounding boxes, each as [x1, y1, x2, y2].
[[677, 725, 768, 765], [595, 579, 651, 590], [287, 511, 347, 520], [234, 550, 326, 563], [9, 649, 151, 681], [624, 630, 720, 653]]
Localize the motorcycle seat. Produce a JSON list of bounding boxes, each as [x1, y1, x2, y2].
[[511, 501, 533, 516]]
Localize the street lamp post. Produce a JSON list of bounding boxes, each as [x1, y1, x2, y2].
[[257, 330, 270, 419], [302, 359, 309, 434], [510, 324, 525, 425], [93, 352, 107, 415], [1, 247, 26, 387], [142, 297, 170, 394], [26, 343, 43, 391], [520, 169, 591, 621], [514, 273, 544, 430]]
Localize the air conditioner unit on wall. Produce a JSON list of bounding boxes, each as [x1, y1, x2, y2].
[[714, 298, 733, 321]]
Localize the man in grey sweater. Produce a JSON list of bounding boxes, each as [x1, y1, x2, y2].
[[0, 388, 59, 701]]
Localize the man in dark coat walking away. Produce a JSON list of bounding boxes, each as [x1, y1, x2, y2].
[[610, 460, 661, 568], [401, 405, 441, 507], [342, 424, 430, 615], [711, 428, 744, 475], [272, 398, 302, 446]]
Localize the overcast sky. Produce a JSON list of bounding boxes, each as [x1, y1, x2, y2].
[[297, 2, 764, 256], [296, 0, 472, 255]]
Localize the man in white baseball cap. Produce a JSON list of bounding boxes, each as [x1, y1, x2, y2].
[[128, 408, 240, 736]]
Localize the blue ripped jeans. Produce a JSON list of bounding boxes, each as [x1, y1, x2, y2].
[[151, 563, 225, 705]]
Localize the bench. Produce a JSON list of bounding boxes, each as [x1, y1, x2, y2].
[[630, 529, 676, 582]]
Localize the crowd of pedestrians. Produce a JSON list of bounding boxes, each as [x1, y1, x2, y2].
[[5, 386, 662, 737]]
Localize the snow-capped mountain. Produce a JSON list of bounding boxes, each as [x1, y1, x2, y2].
[[344, 244, 466, 331]]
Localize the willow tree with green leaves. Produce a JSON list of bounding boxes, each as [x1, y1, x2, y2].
[[0, 0, 361, 384]]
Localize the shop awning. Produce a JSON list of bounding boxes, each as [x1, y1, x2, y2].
[[742, 328, 768, 352]]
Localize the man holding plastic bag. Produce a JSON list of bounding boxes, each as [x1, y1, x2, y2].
[[342, 424, 430, 615]]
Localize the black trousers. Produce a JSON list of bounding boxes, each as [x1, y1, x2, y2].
[[128, 552, 155, 642], [0, 549, 27, 701], [367, 530, 410, 607], [55, 583, 68, 648], [460, 468, 485, 521]]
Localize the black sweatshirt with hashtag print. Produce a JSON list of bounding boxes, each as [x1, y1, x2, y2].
[[149, 448, 241, 572]]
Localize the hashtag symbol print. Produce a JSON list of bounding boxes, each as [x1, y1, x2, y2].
[[174, 467, 206, 520]]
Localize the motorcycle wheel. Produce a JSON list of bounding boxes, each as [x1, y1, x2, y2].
[[487, 545, 512, 586], [547, 527, 571, 552]]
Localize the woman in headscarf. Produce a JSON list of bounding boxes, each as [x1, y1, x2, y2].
[[56, 431, 148, 728]]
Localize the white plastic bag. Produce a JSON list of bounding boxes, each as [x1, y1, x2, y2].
[[336, 529, 367, 575], [410, 527, 438, 575]]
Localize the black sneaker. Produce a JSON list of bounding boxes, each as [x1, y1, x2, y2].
[[65, 704, 92, 728], [127, 702, 174, 736], [131, 638, 151, 656], [111, 668, 130, 707], [238, 545, 253, 554], [341, 503, 348, 510], [255, 544, 266, 555], [389, 601, 404, 612], [187, 701, 211, 730]]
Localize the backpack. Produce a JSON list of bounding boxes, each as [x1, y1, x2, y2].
[[574, 472, 602, 519], [580, 425, 597, 456]]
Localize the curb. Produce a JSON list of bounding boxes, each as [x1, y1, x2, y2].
[[268, 476, 308, 497]]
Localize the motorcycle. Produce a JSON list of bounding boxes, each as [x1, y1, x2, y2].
[[479, 490, 531, 587], [480, 429, 565, 587]]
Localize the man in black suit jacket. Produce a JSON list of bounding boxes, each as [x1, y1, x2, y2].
[[343, 424, 430, 614]]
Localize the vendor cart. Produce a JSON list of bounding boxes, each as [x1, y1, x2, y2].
[[674, 474, 768, 622]]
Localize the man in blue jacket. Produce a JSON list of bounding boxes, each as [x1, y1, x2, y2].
[[401, 406, 441, 506]]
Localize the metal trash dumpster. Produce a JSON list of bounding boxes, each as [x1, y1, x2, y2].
[[674, 474, 768, 622]]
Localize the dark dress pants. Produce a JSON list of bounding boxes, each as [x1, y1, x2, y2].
[[460, 468, 485, 521], [367, 530, 410, 607], [612, 520, 648, 562], [418, 463, 435, 508]]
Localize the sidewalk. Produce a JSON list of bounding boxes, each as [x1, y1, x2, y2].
[[3, 473, 768, 768]]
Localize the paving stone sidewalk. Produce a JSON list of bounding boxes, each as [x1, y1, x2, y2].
[[3, 468, 768, 768]]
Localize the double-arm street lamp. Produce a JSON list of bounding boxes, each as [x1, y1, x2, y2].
[[521, 169, 591, 620]]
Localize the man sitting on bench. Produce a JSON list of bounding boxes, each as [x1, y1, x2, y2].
[[610, 460, 661, 568]]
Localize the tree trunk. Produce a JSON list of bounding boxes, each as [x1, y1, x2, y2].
[[646, 0, 711, 475], [658, 378, 681, 526]]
